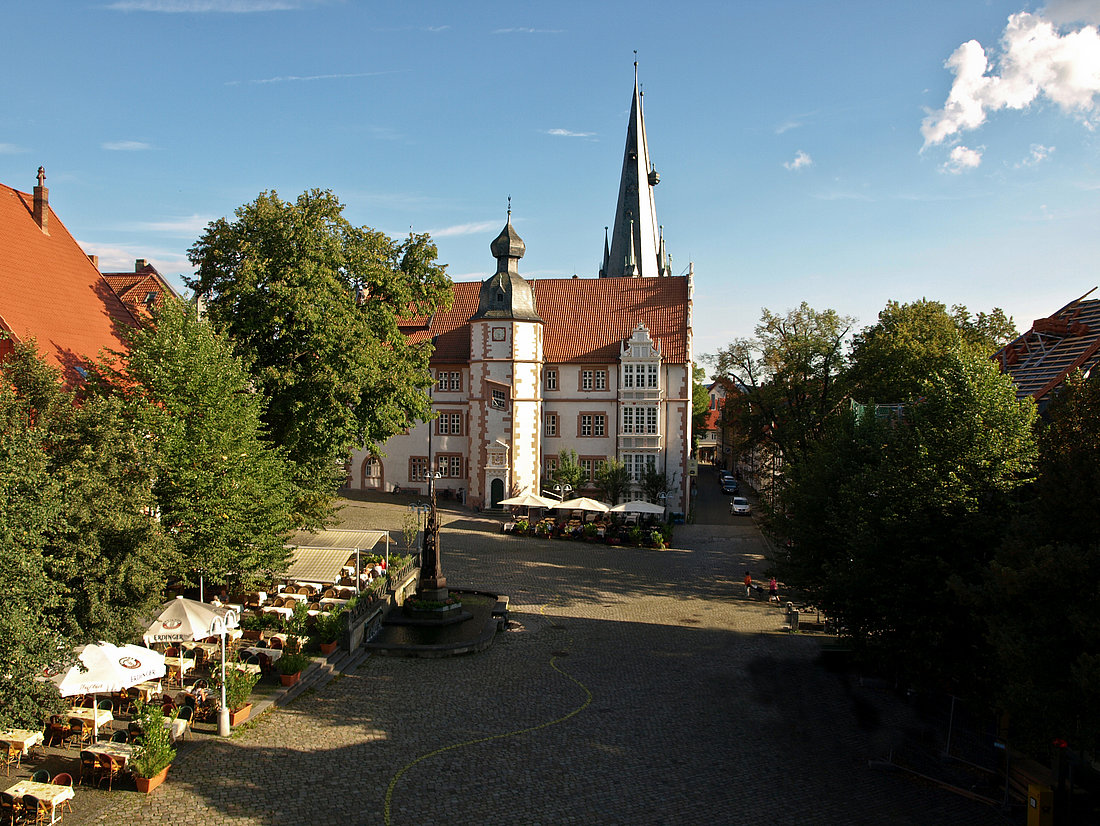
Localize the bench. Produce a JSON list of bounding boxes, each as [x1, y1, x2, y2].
[[491, 597, 510, 629]]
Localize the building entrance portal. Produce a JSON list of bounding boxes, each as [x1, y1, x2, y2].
[[490, 478, 505, 509]]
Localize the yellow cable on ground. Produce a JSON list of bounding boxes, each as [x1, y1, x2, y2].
[[383, 601, 592, 825]]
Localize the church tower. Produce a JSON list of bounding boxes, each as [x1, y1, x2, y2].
[[601, 63, 672, 279], [467, 209, 545, 509]]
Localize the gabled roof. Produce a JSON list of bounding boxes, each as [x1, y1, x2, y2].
[[994, 289, 1100, 408], [0, 174, 135, 383], [416, 276, 690, 365], [101, 260, 181, 318]]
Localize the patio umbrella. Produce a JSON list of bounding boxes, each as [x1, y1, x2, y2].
[[497, 492, 557, 513], [609, 500, 666, 514], [44, 642, 166, 742], [144, 596, 239, 737], [551, 497, 610, 513]]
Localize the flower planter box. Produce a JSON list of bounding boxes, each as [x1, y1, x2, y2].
[[319, 641, 338, 656], [279, 672, 301, 687], [229, 703, 252, 727], [135, 765, 170, 794]]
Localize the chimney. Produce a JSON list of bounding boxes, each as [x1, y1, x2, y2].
[[135, 259, 149, 271], [88, 254, 99, 268], [33, 166, 48, 234]]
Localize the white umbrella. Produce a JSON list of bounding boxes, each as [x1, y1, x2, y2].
[[497, 492, 557, 509], [144, 596, 239, 737], [143, 596, 238, 645], [44, 642, 166, 742], [551, 497, 610, 512], [609, 500, 666, 514]]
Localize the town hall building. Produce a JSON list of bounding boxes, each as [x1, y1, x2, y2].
[[348, 69, 694, 516]]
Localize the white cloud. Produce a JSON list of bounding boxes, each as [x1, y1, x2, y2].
[[132, 214, 214, 235], [492, 27, 564, 34], [922, 11, 1100, 148], [79, 241, 194, 277], [0, 143, 25, 154], [228, 70, 401, 86], [943, 145, 983, 173], [546, 128, 595, 138], [107, 0, 303, 11], [102, 140, 152, 151], [1017, 142, 1056, 166], [783, 150, 813, 170], [428, 220, 500, 238], [1044, 0, 1100, 26]]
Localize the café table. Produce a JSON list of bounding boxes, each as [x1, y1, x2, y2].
[[84, 740, 134, 767], [0, 730, 43, 757], [260, 605, 293, 619], [5, 780, 74, 825], [319, 597, 349, 608], [240, 646, 283, 664], [230, 662, 261, 676], [66, 706, 113, 730], [129, 681, 163, 703]]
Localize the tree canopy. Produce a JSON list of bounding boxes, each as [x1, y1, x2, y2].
[[92, 298, 298, 592], [186, 189, 452, 524]]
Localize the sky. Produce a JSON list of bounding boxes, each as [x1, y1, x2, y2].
[[3, 0, 1100, 365]]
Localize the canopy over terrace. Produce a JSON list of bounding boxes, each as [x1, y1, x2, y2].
[[285, 529, 390, 587]]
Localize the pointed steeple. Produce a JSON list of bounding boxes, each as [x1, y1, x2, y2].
[[600, 226, 610, 277], [603, 61, 662, 278]]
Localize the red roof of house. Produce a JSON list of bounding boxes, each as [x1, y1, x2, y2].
[[994, 290, 1100, 407], [0, 177, 135, 383], [102, 261, 179, 318], [412, 277, 690, 366]]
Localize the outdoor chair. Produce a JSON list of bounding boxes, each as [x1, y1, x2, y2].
[[110, 730, 128, 744], [128, 721, 143, 739], [176, 706, 194, 739], [94, 754, 122, 791], [97, 698, 112, 712], [0, 791, 17, 825], [0, 742, 18, 777], [50, 774, 74, 813], [113, 688, 133, 716], [268, 637, 283, 650], [20, 794, 47, 826], [44, 716, 69, 748], [30, 770, 49, 784], [78, 750, 97, 785], [67, 718, 90, 749]]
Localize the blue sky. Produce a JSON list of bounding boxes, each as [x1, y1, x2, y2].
[[3, 0, 1100, 363]]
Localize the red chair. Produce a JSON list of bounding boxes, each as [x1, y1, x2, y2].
[[51, 774, 75, 813]]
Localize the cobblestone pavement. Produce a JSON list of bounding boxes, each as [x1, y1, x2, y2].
[[73, 495, 1014, 825]]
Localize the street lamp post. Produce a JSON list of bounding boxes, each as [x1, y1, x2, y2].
[[209, 607, 238, 737], [548, 483, 573, 502]]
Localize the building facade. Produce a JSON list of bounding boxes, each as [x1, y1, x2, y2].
[[348, 70, 694, 516]]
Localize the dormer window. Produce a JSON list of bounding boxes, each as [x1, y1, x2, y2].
[[496, 290, 505, 304]]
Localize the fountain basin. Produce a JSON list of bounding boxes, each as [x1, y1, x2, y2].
[[365, 590, 505, 658]]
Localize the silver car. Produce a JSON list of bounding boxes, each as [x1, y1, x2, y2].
[[730, 496, 751, 515]]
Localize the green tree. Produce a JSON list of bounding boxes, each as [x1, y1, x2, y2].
[[92, 299, 296, 592], [550, 448, 586, 495], [186, 189, 452, 525], [690, 362, 710, 454], [774, 301, 1036, 691], [594, 457, 631, 505], [983, 371, 1100, 752], [0, 346, 67, 728], [707, 303, 854, 470], [639, 464, 673, 504]]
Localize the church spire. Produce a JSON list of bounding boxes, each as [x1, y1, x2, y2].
[[603, 60, 662, 278]]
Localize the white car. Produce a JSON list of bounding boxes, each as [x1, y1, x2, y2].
[[730, 496, 751, 515]]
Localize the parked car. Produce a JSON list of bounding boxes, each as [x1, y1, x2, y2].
[[721, 478, 739, 495], [730, 496, 751, 515], [718, 468, 734, 480]]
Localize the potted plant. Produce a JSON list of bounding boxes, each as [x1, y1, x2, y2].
[[315, 609, 345, 655], [275, 652, 311, 687], [214, 666, 260, 726], [130, 700, 177, 793], [239, 612, 263, 641]]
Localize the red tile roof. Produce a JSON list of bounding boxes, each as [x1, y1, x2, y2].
[[419, 277, 690, 365], [995, 290, 1100, 408], [0, 179, 136, 383], [101, 261, 179, 318]]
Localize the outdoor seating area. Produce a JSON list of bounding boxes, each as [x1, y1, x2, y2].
[[497, 494, 673, 548]]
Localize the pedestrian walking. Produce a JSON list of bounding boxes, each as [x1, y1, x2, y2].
[[768, 577, 779, 604], [744, 571, 752, 598]]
